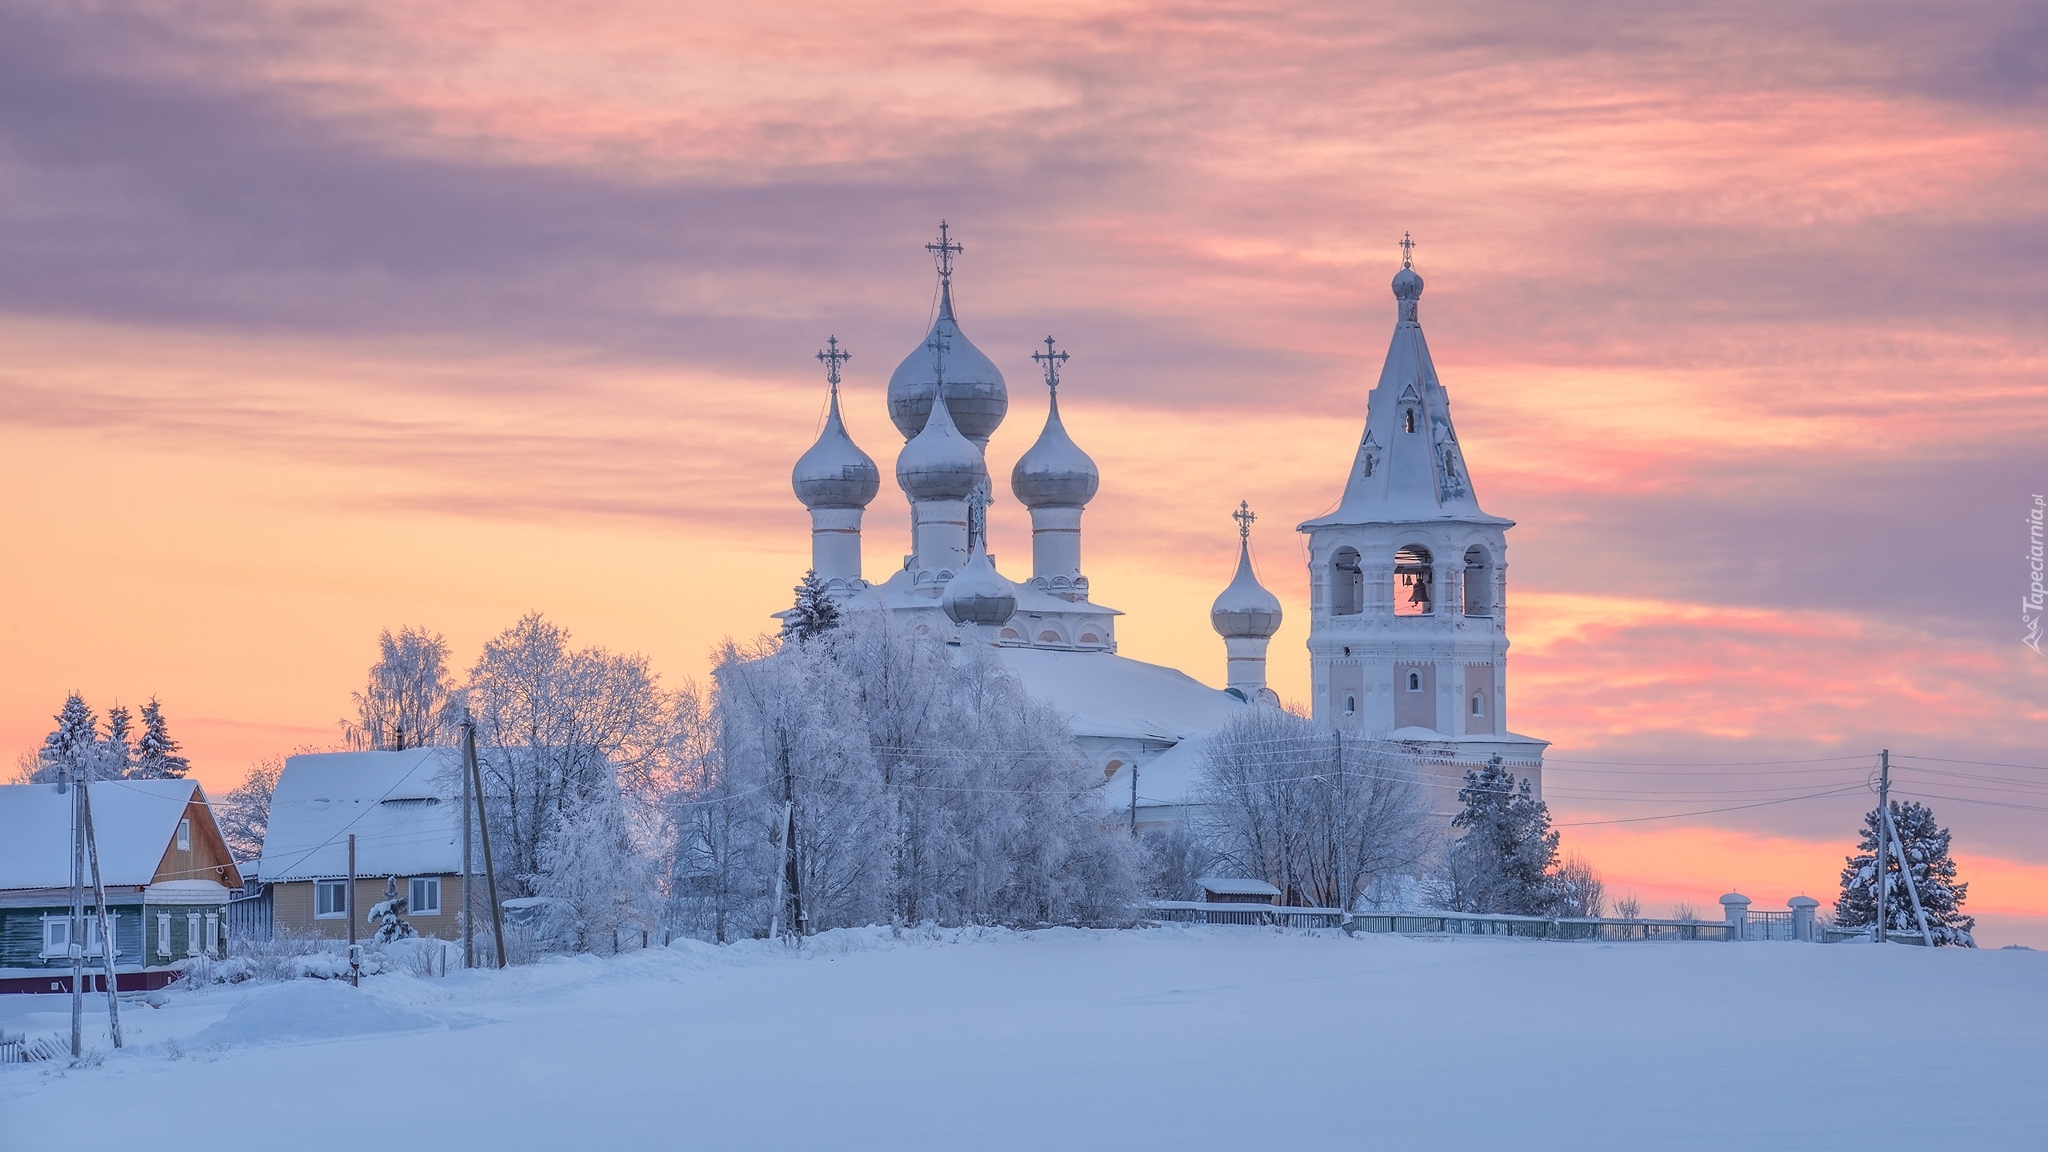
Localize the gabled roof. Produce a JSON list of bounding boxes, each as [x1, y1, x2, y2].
[[0, 779, 207, 889], [996, 648, 1244, 743], [259, 749, 463, 882]]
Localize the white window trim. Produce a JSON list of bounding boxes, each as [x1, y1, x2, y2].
[[41, 915, 71, 959], [177, 818, 191, 851], [187, 913, 202, 958], [205, 913, 219, 954], [158, 913, 173, 957], [1471, 694, 1485, 716], [409, 876, 442, 917], [1407, 671, 1423, 692], [315, 879, 349, 919]]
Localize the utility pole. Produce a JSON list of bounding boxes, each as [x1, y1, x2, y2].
[[1884, 794, 1937, 947], [347, 833, 359, 986], [65, 767, 82, 1060], [1129, 760, 1139, 835], [462, 724, 506, 968], [773, 726, 803, 939], [81, 784, 123, 1048], [1876, 750, 1890, 944], [461, 719, 475, 970]]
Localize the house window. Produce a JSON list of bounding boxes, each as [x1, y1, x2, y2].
[[1407, 671, 1422, 692], [187, 913, 202, 957], [410, 877, 442, 916], [205, 914, 219, 954], [315, 880, 349, 919], [42, 917, 71, 958], [158, 913, 172, 956], [177, 819, 191, 851]]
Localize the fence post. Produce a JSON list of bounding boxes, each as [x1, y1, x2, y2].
[[1719, 892, 1751, 942], [1788, 896, 1818, 942]]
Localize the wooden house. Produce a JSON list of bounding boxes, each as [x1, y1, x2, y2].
[[254, 749, 469, 941], [0, 780, 242, 993]]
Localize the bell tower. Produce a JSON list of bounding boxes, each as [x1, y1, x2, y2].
[[1296, 236, 1546, 812]]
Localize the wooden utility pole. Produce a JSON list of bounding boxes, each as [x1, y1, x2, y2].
[[461, 719, 476, 970], [67, 769, 83, 1060], [1876, 751, 1890, 944], [462, 724, 506, 968], [80, 784, 123, 1048], [1129, 761, 1138, 835], [347, 833, 359, 986], [1883, 795, 1937, 947]]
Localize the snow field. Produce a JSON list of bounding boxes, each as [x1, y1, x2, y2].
[[2, 927, 2042, 1151]]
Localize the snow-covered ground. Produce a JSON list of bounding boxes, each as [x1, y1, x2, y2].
[[3, 927, 2042, 1150]]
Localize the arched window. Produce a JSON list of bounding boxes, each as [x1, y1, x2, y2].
[[1406, 671, 1422, 692], [1404, 408, 1417, 434], [1343, 694, 1357, 716], [1331, 547, 1364, 616], [1470, 693, 1484, 716], [1394, 545, 1433, 616], [1463, 545, 1493, 617]]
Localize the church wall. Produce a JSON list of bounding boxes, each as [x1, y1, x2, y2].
[[1462, 662, 1496, 735], [1393, 662, 1437, 730], [1329, 660, 1365, 727]]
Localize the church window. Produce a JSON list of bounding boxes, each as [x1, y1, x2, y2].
[[1471, 694, 1484, 716], [1079, 632, 1100, 644], [1462, 545, 1493, 617], [1104, 759, 1124, 780], [1407, 671, 1422, 692], [1331, 548, 1364, 615], [1394, 545, 1433, 616], [1038, 630, 1063, 644], [1404, 409, 1417, 434], [1343, 695, 1357, 717], [1000, 628, 1022, 640]]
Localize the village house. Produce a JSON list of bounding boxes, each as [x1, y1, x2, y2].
[[252, 748, 468, 941], [0, 779, 240, 993]]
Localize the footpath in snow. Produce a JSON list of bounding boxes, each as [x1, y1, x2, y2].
[[2, 926, 2042, 1151]]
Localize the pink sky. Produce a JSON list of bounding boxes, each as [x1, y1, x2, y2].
[[2, 0, 2043, 941]]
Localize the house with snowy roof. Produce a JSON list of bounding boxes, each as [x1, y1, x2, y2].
[[256, 749, 469, 941], [0, 779, 240, 993]]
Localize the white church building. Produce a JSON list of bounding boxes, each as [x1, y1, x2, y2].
[[789, 225, 1544, 825]]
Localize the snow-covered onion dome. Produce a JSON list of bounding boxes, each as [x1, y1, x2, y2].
[[1392, 263, 1424, 301], [1010, 382, 1098, 509], [888, 285, 1007, 444], [792, 384, 880, 509], [1211, 507, 1283, 640], [942, 538, 1017, 625], [895, 369, 986, 501]]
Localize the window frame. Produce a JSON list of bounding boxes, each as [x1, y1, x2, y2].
[[177, 818, 191, 851], [315, 879, 350, 920], [1407, 671, 1423, 692], [158, 912, 173, 957], [41, 915, 72, 958], [205, 913, 219, 954], [187, 912, 202, 957], [409, 876, 442, 917]]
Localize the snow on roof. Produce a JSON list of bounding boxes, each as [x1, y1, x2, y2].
[[260, 749, 464, 882], [1198, 877, 1282, 897], [0, 779, 204, 890], [1103, 729, 1211, 813], [996, 649, 1244, 743]]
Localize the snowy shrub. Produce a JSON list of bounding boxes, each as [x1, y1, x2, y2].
[[1552, 854, 1605, 918], [1194, 708, 1428, 909]]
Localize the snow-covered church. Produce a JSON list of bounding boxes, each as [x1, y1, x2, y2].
[[789, 225, 1544, 824]]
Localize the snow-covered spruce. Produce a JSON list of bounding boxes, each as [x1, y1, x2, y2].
[[1835, 800, 1975, 946], [133, 695, 191, 779], [780, 569, 843, 642], [1429, 756, 1563, 916]]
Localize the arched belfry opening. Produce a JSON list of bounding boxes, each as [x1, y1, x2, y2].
[[1394, 545, 1433, 616], [1331, 547, 1364, 615], [1462, 545, 1493, 617]]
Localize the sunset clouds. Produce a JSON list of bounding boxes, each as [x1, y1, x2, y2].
[[3, 1, 2043, 937]]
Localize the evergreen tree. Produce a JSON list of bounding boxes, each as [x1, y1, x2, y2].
[[1434, 755, 1561, 915], [36, 693, 106, 781], [133, 696, 191, 779], [368, 877, 418, 945], [779, 569, 842, 643], [104, 704, 136, 777], [1836, 800, 1975, 946]]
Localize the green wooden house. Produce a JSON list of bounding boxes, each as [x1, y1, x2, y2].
[[0, 780, 242, 993]]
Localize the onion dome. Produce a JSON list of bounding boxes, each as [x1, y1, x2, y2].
[[942, 538, 1017, 625], [1011, 378, 1099, 510], [887, 280, 1008, 445], [792, 385, 880, 509], [1392, 264, 1423, 301], [1211, 505, 1283, 639], [895, 370, 985, 501]]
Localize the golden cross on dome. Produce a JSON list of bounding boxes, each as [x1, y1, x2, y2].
[[1233, 500, 1256, 543], [815, 335, 850, 393], [1031, 335, 1069, 393], [925, 220, 963, 281], [1399, 231, 1416, 269]]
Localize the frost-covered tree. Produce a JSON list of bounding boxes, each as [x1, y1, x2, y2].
[[133, 696, 191, 779], [1836, 800, 1975, 946], [779, 570, 842, 643], [368, 877, 418, 944], [216, 754, 285, 863], [1194, 708, 1428, 909], [659, 680, 769, 943], [104, 704, 135, 777], [344, 627, 455, 751], [1430, 756, 1561, 916], [1552, 853, 1605, 918], [30, 693, 123, 782], [535, 795, 657, 952]]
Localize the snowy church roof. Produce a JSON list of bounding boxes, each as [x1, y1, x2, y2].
[[0, 779, 210, 890], [995, 649, 1244, 743], [260, 749, 464, 882]]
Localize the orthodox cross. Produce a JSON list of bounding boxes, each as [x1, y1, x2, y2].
[[967, 478, 991, 550], [1399, 231, 1416, 269], [815, 335, 850, 395], [1233, 500, 1256, 543], [925, 329, 951, 390], [1031, 335, 1069, 394], [926, 220, 963, 282]]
